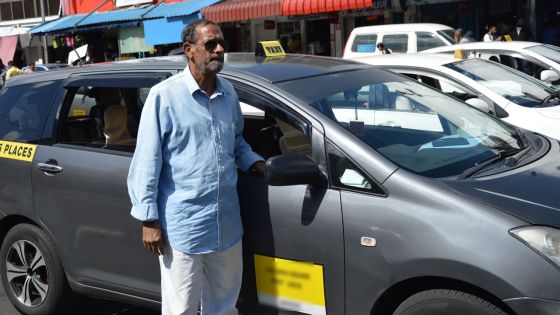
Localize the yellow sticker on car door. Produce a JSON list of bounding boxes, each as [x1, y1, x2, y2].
[[254, 254, 326, 315]]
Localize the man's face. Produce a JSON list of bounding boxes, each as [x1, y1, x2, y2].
[[490, 26, 497, 35], [184, 24, 225, 76]]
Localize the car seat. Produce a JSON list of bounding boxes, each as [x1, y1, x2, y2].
[[89, 87, 122, 140], [103, 104, 136, 146], [275, 118, 311, 156]]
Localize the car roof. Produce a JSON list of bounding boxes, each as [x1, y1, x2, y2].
[[424, 41, 542, 52], [4, 53, 371, 87], [350, 23, 453, 35], [355, 53, 459, 67]]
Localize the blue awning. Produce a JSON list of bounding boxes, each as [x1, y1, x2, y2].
[[29, 0, 220, 36], [144, 13, 200, 46]]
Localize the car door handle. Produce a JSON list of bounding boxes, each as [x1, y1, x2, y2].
[[36, 162, 63, 174]]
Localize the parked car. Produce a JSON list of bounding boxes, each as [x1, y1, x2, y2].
[[21, 63, 68, 72], [356, 53, 560, 140], [424, 41, 560, 86], [1, 53, 560, 315], [343, 23, 458, 59]]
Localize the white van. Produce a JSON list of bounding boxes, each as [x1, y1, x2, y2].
[[343, 23, 456, 59]]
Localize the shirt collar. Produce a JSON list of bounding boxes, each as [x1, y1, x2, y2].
[[183, 65, 224, 97]]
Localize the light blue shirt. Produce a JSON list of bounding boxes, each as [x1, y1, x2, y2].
[[127, 66, 262, 254]]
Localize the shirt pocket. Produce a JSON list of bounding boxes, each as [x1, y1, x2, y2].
[[218, 120, 236, 156]]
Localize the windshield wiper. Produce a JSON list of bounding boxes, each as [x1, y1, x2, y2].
[[458, 147, 526, 179], [539, 89, 560, 106]]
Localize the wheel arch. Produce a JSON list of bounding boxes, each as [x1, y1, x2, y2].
[[370, 276, 516, 315], [0, 215, 39, 247]]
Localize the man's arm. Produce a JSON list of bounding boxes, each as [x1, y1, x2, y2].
[[127, 89, 166, 255]]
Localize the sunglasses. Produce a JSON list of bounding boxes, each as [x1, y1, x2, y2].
[[190, 39, 227, 52]]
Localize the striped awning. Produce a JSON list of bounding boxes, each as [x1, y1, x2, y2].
[[281, 0, 373, 15], [201, 0, 282, 23]]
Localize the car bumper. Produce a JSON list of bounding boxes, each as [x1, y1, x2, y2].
[[505, 297, 560, 314]]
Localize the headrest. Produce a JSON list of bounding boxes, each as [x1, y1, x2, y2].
[[92, 87, 122, 106]]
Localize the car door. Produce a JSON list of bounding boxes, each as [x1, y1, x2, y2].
[[0, 80, 61, 219], [32, 72, 170, 301], [231, 83, 345, 315]]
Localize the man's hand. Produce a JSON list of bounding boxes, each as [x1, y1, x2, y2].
[[251, 160, 265, 176], [142, 220, 165, 256]]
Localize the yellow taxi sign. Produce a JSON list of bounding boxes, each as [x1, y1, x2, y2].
[[256, 41, 286, 57], [503, 34, 512, 42], [0, 141, 36, 162], [254, 254, 326, 314]]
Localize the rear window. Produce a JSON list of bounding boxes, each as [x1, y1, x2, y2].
[[0, 81, 60, 143], [351, 34, 378, 52]]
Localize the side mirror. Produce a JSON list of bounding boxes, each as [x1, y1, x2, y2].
[[540, 70, 559, 83], [465, 97, 491, 113], [265, 155, 327, 188]]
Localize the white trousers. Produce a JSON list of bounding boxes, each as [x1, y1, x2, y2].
[[159, 240, 242, 315]]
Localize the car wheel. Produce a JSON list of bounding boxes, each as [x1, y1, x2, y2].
[[393, 289, 508, 315], [0, 224, 68, 315]]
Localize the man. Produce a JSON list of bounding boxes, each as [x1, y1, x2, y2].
[[23, 62, 36, 74], [483, 25, 501, 42], [453, 28, 469, 44], [127, 19, 265, 315], [5, 61, 24, 81], [509, 18, 532, 41], [375, 42, 391, 55]]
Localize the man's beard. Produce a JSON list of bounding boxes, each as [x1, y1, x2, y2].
[[204, 57, 224, 75]]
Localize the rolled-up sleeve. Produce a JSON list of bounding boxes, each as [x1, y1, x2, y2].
[[127, 88, 165, 221], [233, 96, 263, 171]]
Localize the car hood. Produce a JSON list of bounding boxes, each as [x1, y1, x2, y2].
[[443, 160, 560, 227], [536, 104, 560, 119]]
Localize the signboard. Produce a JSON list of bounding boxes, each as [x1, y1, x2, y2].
[[118, 26, 154, 54], [116, 0, 152, 7], [254, 255, 326, 315]]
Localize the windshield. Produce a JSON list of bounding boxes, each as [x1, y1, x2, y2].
[[277, 69, 523, 178], [444, 59, 558, 107], [526, 44, 560, 64]]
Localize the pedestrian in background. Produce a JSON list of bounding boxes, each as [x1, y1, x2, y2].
[[509, 17, 532, 41], [454, 28, 469, 44], [375, 42, 391, 54], [127, 19, 265, 315], [5, 61, 24, 81], [23, 62, 36, 74], [483, 25, 501, 42]]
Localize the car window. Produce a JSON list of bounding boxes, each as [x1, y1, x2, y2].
[[58, 84, 158, 152], [0, 81, 61, 143], [351, 34, 378, 53], [416, 32, 446, 51], [382, 34, 408, 53], [401, 72, 478, 101], [328, 143, 384, 195], [445, 59, 556, 108], [437, 29, 456, 44], [278, 69, 523, 178]]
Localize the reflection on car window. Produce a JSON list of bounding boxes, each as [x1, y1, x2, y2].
[[277, 69, 522, 178], [444, 59, 556, 108]]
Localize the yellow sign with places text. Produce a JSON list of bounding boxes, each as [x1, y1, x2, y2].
[[254, 254, 326, 315], [0, 141, 36, 162]]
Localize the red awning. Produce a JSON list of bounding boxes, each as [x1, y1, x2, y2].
[[0, 36, 18, 64], [282, 0, 372, 15], [201, 0, 282, 23]]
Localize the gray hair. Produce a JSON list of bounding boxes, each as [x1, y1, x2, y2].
[[182, 19, 218, 44]]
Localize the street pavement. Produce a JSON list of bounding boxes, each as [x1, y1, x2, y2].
[[0, 280, 159, 315]]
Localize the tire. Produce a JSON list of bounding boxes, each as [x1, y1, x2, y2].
[[393, 289, 508, 315], [0, 224, 68, 315]]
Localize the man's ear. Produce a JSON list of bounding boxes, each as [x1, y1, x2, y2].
[[183, 42, 192, 59]]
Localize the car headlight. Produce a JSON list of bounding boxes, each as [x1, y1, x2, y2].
[[511, 226, 560, 268]]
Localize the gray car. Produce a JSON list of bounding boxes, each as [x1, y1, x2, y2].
[[0, 54, 559, 315]]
